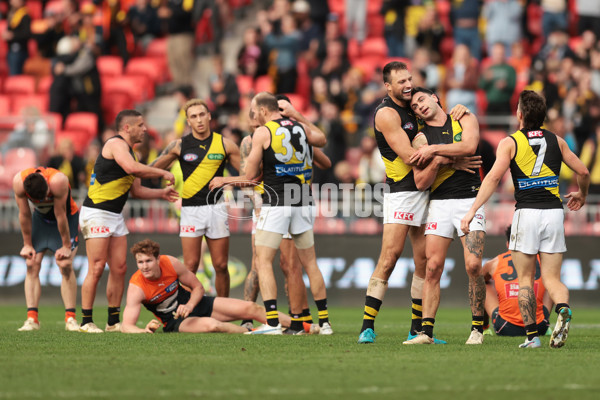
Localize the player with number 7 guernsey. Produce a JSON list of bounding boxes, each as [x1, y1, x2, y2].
[[461, 90, 590, 349]]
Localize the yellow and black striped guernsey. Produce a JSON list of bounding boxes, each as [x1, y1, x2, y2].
[[180, 132, 227, 206], [374, 96, 421, 192], [83, 136, 137, 214], [509, 128, 562, 209], [422, 115, 481, 200], [262, 118, 313, 206]]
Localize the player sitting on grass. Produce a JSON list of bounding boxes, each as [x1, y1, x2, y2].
[[121, 239, 291, 333]]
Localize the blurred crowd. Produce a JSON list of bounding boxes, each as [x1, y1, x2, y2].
[[1, 0, 600, 200]]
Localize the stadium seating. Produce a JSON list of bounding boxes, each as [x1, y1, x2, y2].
[[3, 147, 37, 178], [236, 75, 254, 96], [125, 57, 164, 85], [0, 95, 9, 116], [145, 38, 168, 58], [36, 75, 52, 94], [10, 93, 48, 114], [361, 37, 388, 60], [254, 75, 274, 93], [3, 75, 36, 95], [64, 112, 98, 139], [55, 129, 93, 156], [282, 93, 306, 112], [97, 56, 124, 78]]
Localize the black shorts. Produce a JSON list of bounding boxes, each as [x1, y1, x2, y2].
[[492, 306, 550, 336], [163, 295, 216, 333], [32, 210, 79, 253]]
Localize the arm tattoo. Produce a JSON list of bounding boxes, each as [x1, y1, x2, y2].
[[150, 140, 178, 167], [468, 275, 486, 316], [518, 286, 536, 325], [244, 269, 260, 302], [465, 231, 485, 258]]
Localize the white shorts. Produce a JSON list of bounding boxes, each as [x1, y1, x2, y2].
[[252, 209, 291, 238], [79, 206, 128, 239], [180, 203, 230, 239], [425, 198, 486, 238], [509, 208, 566, 255], [382, 191, 429, 226], [255, 206, 314, 235]]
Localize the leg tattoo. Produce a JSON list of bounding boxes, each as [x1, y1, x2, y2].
[[244, 269, 260, 302], [468, 275, 486, 316], [518, 286, 536, 326], [465, 231, 485, 258]]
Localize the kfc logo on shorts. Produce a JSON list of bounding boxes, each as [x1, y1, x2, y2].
[[180, 226, 196, 233], [90, 226, 110, 234], [394, 211, 414, 221], [527, 130, 543, 138], [426, 222, 438, 230]]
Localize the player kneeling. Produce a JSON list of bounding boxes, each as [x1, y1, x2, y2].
[[121, 239, 290, 333]]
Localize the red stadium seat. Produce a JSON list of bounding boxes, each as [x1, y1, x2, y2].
[[11, 93, 48, 114], [102, 75, 145, 104], [282, 93, 306, 112], [4, 147, 37, 174], [3, 75, 36, 94], [254, 75, 274, 93], [352, 57, 380, 83], [366, 14, 384, 38], [145, 38, 167, 58], [347, 39, 360, 63], [26, 1, 43, 20], [0, 95, 9, 116], [36, 75, 52, 94], [236, 75, 254, 96], [97, 56, 124, 77], [45, 111, 63, 131], [55, 129, 94, 156], [64, 112, 98, 139], [125, 57, 163, 84], [328, 0, 344, 16]]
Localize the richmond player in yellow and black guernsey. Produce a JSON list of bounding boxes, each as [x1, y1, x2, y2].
[[358, 63, 472, 345], [151, 99, 240, 298], [462, 90, 590, 349], [79, 109, 178, 333], [404, 87, 487, 345], [241, 91, 330, 334]]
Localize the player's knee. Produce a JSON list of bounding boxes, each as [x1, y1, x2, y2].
[[57, 263, 74, 277], [109, 262, 127, 277], [464, 259, 482, 277], [212, 261, 228, 273], [425, 262, 443, 281], [379, 250, 401, 272]]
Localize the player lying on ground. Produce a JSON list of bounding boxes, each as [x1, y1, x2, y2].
[[121, 239, 291, 333]]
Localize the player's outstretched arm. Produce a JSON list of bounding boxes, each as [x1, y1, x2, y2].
[[109, 138, 175, 185], [558, 136, 590, 211], [130, 178, 179, 201], [313, 147, 332, 169], [461, 137, 514, 234], [150, 139, 182, 170], [121, 284, 154, 333]]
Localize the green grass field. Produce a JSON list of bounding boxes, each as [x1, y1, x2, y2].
[[1, 305, 599, 400]]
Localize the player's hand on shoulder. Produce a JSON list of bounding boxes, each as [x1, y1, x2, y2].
[[449, 104, 471, 120], [20, 245, 36, 261]]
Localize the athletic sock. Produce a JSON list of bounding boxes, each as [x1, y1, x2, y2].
[[422, 318, 435, 338], [241, 319, 253, 326], [264, 299, 279, 327], [301, 308, 313, 324], [315, 298, 329, 326], [410, 298, 423, 335], [525, 323, 538, 341], [27, 308, 39, 323], [81, 308, 93, 325], [290, 313, 303, 331], [107, 307, 120, 326], [555, 303, 570, 314], [472, 315, 485, 333], [65, 308, 76, 322], [361, 296, 382, 333]]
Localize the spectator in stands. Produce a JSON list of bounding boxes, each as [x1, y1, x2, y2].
[[192, 0, 226, 54], [172, 85, 195, 137], [345, 0, 367, 45], [159, 0, 195, 86], [265, 13, 301, 93], [265, 0, 291, 36], [47, 138, 87, 191], [237, 27, 269, 78], [34, 7, 66, 59], [306, 0, 329, 33], [313, 99, 346, 184], [49, 36, 76, 123], [444, 44, 478, 115], [127, 0, 161, 52], [1, 106, 51, 162], [483, 0, 522, 57], [3, 0, 32, 75], [535, 29, 576, 72], [315, 12, 347, 64], [78, 3, 103, 55], [508, 41, 532, 83], [451, 0, 482, 60], [381, 0, 408, 58], [541, 0, 568, 40], [413, 47, 441, 92], [591, 45, 600, 98], [99, 0, 130, 65], [415, 3, 444, 60], [314, 39, 349, 90], [572, 30, 597, 65], [526, 60, 559, 110], [578, 122, 600, 195], [479, 43, 516, 127], [209, 55, 241, 123], [356, 136, 385, 186], [576, 0, 600, 37], [293, 0, 322, 63]]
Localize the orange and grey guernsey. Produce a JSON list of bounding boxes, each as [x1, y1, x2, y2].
[[129, 255, 180, 327], [493, 251, 546, 326], [83, 135, 137, 214], [509, 129, 562, 209], [262, 118, 313, 206], [374, 96, 421, 192], [180, 132, 227, 206], [422, 115, 481, 200], [20, 167, 79, 220]]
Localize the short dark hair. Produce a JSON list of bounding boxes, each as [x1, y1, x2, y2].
[[130, 239, 160, 259], [115, 109, 142, 131], [518, 90, 546, 131], [254, 92, 279, 112], [411, 87, 442, 107], [23, 172, 48, 201], [504, 225, 512, 243], [382, 61, 408, 84], [275, 94, 291, 104]]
